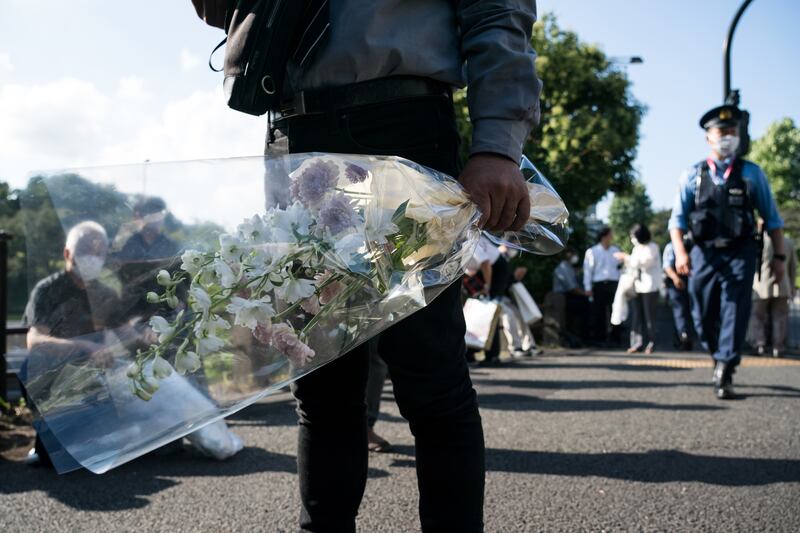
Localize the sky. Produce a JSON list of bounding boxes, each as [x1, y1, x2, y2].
[[1, 0, 798, 222]]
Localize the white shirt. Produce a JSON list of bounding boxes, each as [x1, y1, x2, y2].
[[625, 242, 662, 294], [583, 243, 622, 292], [465, 235, 501, 275]]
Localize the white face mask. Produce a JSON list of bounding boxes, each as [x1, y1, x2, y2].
[[74, 255, 104, 281], [569, 255, 579, 265], [711, 134, 740, 158]]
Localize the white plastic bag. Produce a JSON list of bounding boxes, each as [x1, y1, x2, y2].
[[463, 298, 501, 351], [509, 282, 542, 324], [499, 296, 535, 352], [611, 269, 637, 326], [186, 419, 244, 460]]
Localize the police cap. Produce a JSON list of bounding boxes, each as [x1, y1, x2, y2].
[[699, 105, 742, 130]]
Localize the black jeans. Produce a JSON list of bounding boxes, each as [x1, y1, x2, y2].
[[591, 280, 619, 343], [277, 89, 485, 532]]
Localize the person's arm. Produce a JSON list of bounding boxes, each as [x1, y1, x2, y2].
[[583, 249, 594, 295], [769, 228, 786, 284], [668, 170, 695, 275], [789, 242, 798, 297], [27, 324, 107, 359], [480, 260, 493, 295], [456, 1, 540, 231], [663, 265, 685, 290]]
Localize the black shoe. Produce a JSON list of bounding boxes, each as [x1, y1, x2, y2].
[[713, 361, 735, 400], [755, 345, 766, 357], [678, 333, 693, 351]]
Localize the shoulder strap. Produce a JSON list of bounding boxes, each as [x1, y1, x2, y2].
[[694, 161, 710, 209]]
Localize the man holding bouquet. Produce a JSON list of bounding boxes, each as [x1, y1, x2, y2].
[[194, 1, 541, 530]]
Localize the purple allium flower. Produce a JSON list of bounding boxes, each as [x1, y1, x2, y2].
[[293, 159, 339, 206], [319, 192, 357, 235], [272, 323, 315, 367], [344, 163, 369, 184]]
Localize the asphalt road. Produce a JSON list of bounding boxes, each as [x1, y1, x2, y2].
[[2, 349, 799, 532]]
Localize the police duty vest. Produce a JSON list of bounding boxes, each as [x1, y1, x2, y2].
[[689, 159, 756, 245]]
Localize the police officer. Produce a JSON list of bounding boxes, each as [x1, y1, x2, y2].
[[668, 105, 786, 399]]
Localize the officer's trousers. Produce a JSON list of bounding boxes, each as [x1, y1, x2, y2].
[[277, 89, 485, 532], [689, 241, 757, 365]]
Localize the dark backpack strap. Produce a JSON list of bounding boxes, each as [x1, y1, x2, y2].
[[694, 161, 710, 209], [208, 37, 227, 73]]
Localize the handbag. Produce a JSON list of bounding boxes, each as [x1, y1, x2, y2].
[[509, 282, 543, 324], [463, 298, 501, 351], [192, 0, 330, 116]]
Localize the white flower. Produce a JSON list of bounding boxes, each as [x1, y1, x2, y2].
[[237, 214, 269, 242], [140, 374, 160, 394], [180, 250, 206, 276], [189, 286, 213, 315], [146, 292, 160, 303], [126, 361, 140, 378], [165, 293, 179, 309], [196, 314, 231, 337], [175, 350, 202, 375], [214, 259, 240, 289], [151, 355, 173, 379], [277, 276, 316, 304], [335, 232, 367, 261], [365, 208, 400, 243], [219, 234, 243, 264], [196, 334, 225, 356], [156, 270, 176, 287], [271, 201, 314, 242], [226, 296, 275, 330], [149, 316, 175, 343]]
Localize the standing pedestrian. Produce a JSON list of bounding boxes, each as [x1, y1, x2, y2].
[[663, 240, 694, 351], [669, 104, 786, 400], [614, 225, 661, 354], [751, 228, 797, 358], [552, 248, 590, 345], [192, 1, 543, 530], [583, 227, 623, 346]]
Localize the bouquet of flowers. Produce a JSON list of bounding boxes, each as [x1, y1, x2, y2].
[[20, 153, 568, 473]]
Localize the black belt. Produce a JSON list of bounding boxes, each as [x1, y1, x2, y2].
[[278, 76, 452, 119]]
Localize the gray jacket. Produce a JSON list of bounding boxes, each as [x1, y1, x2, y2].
[[294, 0, 542, 163]]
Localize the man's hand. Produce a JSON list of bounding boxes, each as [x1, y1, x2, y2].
[[672, 276, 686, 291], [676, 250, 691, 276], [458, 153, 530, 232], [771, 258, 786, 285]]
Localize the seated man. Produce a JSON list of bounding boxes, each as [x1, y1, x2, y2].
[[21, 220, 125, 467]]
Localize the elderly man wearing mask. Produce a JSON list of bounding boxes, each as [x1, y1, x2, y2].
[[21, 221, 129, 467]]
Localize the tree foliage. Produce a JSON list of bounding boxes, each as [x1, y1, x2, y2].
[[454, 14, 644, 298], [749, 117, 800, 239], [608, 181, 653, 253]]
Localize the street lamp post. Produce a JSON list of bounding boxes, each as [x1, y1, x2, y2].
[[723, 0, 754, 156], [723, 0, 754, 105]]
